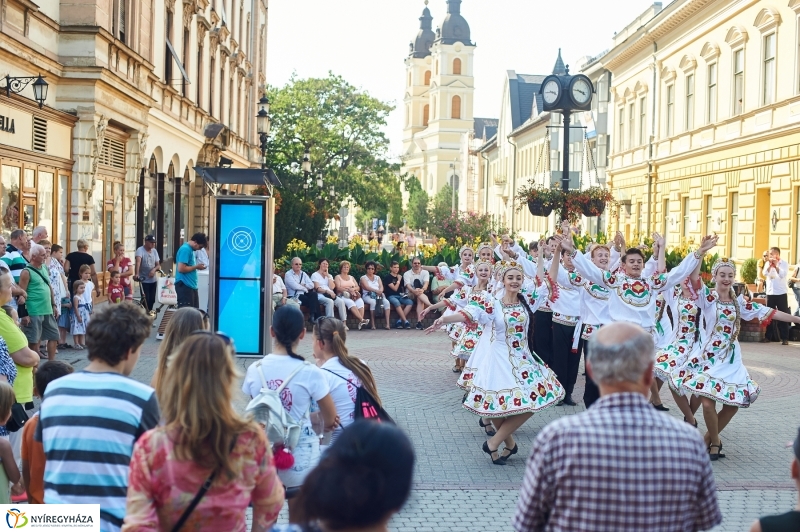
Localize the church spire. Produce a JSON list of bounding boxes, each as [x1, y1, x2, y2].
[[438, 0, 473, 46], [410, 0, 435, 58], [552, 48, 568, 76]]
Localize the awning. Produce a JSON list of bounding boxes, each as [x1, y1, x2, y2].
[[194, 166, 282, 187], [166, 38, 190, 83]]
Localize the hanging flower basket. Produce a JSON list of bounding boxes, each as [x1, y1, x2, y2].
[[528, 199, 554, 217], [515, 183, 564, 218], [581, 198, 606, 217]]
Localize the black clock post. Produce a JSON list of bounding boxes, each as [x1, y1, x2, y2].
[[539, 50, 594, 221]]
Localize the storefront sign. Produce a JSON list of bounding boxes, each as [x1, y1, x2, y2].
[[0, 103, 31, 151], [0, 115, 15, 133]]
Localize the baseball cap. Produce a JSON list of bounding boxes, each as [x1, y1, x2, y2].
[[145, 235, 156, 243]]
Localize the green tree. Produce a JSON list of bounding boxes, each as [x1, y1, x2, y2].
[[406, 189, 429, 231], [429, 184, 458, 234], [265, 73, 402, 252]]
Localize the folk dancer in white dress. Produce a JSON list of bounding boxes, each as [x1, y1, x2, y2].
[[422, 245, 477, 347], [653, 276, 705, 428], [427, 259, 564, 465], [421, 259, 497, 436], [681, 258, 800, 460], [559, 230, 719, 410]]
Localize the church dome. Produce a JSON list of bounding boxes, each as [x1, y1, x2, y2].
[[438, 0, 472, 46], [411, 2, 435, 58]]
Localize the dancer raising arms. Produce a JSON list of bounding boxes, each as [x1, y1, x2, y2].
[[427, 258, 564, 465], [682, 259, 800, 460]]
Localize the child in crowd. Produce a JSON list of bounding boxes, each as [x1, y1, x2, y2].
[[0, 382, 21, 504], [71, 280, 89, 349], [108, 271, 124, 304], [22, 360, 73, 504]]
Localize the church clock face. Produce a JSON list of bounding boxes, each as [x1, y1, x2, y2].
[[543, 80, 561, 105]]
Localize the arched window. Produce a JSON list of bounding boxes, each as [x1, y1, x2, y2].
[[453, 58, 462, 75], [423, 104, 430, 126], [424, 71, 431, 85], [451, 95, 461, 119]]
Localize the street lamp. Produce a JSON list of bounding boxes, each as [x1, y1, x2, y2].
[[1, 74, 49, 108], [449, 162, 459, 212], [316, 171, 323, 189], [256, 92, 270, 167]]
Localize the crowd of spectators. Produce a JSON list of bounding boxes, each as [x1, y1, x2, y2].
[[281, 257, 435, 330]]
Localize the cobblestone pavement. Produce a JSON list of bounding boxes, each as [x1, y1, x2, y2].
[[56, 322, 800, 531]]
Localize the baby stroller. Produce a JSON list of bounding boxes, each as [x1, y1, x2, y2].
[[135, 270, 169, 319]]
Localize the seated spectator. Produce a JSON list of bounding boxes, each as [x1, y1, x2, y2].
[[430, 262, 455, 304], [333, 261, 369, 330], [359, 261, 390, 330], [123, 332, 285, 531], [22, 360, 73, 504], [513, 322, 721, 532], [151, 307, 207, 404], [311, 317, 381, 441], [272, 273, 290, 310], [403, 257, 432, 330], [311, 259, 346, 325], [36, 303, 158, 532], [284, 257, 321, 323], [383, 261, 412, 329], [270, 421, 415, 532], [750, 427, 800, 532], [242, 305, 339, 523]]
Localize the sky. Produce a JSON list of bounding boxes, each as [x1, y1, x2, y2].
[[266, 0, 662, 161]]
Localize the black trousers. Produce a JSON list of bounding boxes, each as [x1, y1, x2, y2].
[[551, 322, 580, 397], [141, 282, 157, 312], [175, 281, 199, 309], [533, 310, 553, 366], [766, 293, 790, 341], [579, 332, 601, 408]]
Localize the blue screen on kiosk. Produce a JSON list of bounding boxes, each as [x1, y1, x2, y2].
[[217, 279, 261, 354], [216, 202, 265, 355], [219, 203, 263, 279]]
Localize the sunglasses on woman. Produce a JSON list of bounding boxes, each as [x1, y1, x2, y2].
[[189, 330, 236, 354]]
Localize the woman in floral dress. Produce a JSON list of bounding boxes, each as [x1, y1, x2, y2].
[[427, 259, 564, 465], [681, 259, 800, 461]]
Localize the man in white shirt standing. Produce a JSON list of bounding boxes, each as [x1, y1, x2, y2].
[[763, 246, 790, 345]]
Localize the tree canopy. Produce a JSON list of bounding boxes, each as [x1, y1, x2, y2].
[[265, 73, 403, 252]]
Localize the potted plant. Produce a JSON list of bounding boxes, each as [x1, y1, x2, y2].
[[515, 183, 564, 217], [741, 257, 758, 293]]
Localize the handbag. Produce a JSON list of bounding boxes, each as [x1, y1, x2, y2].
[[170, 436, 238, 532], [157, 277, 178, 306], [5, 403, 29, 433], [322, 369, 394, 424]]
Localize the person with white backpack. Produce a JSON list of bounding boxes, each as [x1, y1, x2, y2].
[[242, 305, 339, 523]]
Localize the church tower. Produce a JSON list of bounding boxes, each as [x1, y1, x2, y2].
[[402, 0, 475, 196]]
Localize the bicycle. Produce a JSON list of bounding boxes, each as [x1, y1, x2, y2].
[[135, 269, 169, 319]]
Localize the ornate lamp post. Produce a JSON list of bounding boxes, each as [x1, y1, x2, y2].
[[539, 50, 594, 221], [256, 92, 270, 170], [0, 74, 48, 108]]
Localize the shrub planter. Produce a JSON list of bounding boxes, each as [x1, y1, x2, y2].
[[528, 200, 554, 217]]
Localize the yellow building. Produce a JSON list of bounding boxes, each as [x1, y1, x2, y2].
[[605, 0, 800, 266]]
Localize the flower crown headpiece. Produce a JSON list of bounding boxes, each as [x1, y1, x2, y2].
[[711, 257, 736, 276], [474, 258, 493, 269], [497, 260, 524, 277], [459, 245, 475, 257], [476, 242, 493, 253]]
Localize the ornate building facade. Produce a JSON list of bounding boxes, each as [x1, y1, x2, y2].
[[0, 0, 267, 298], [605, 0, 800, 266]]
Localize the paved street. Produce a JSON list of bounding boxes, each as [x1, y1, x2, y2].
[[55, 320, 800, 531]]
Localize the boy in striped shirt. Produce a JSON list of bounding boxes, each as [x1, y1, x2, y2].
[[36, 303, 158, 532]]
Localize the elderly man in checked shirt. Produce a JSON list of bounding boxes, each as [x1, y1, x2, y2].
[[513, 322, 721, 532]]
